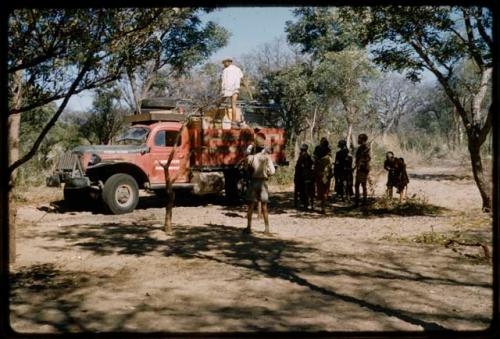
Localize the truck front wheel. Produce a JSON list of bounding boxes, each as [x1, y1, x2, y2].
[[102, 174, 139, 214]]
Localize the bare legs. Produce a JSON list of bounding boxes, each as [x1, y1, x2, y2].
[[355, 180, 367, 204], [246, 201, 269, 234], [231, 93, 238, 121]]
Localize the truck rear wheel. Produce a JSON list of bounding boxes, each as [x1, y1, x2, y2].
[[102, 174, 139, 214]]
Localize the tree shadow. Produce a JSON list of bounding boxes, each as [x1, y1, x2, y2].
[[10, 263, 114, 333], [409, 173, 472, 181], [267, 191, 447, 219], [37, 191, 229, 214], [19, 221, 492, 332]]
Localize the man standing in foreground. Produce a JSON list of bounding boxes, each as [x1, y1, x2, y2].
[[219, 57, 251, 123], [244, 134, 275, 234]]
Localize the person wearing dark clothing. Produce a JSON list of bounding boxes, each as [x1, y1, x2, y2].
[[315, 148, 334, 214], [313, 137, 331, 161], [394, 157, 410, 202], [354, 133, 371, 205], [334, 140, 353, 202], [384, 151, 398, 199], [294, 144, 314, 210]]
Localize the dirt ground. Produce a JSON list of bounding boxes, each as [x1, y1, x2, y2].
[[9, 161, 493, 333]]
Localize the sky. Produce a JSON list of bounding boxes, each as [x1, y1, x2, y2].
[[64, 7, 295, 112]]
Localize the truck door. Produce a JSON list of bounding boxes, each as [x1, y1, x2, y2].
[[147, 128, 189, 185]]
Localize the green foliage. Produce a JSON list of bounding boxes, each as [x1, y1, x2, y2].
[[8, 8, 229, 175], [286, 8, 362, 59], [269, 164, 295, 186], [257, 63, 315, 142], [73, 86, 126, 145], [18, 105, 83, 186]]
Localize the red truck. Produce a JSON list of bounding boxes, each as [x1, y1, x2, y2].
[[47, 99, 288, 214]]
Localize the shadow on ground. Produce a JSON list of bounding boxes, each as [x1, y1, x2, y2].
[[37, 191, 229, 215], [10, 221, 491, 332], [409, 173, 472, 181], [269, 192, 447, 219]]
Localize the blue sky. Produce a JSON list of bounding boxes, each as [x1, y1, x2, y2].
[[65, 7, 295, 111], [202, 7, 296, 62]]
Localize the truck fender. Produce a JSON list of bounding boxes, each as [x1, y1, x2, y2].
[[87, 162, 149, 189]]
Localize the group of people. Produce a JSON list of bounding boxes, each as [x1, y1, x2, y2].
[[294, 134, 410, 213], [220, 58, 409, 232], [294, 134, 373, 213]]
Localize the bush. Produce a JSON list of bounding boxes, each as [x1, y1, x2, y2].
[[270, 163, 295, 186]]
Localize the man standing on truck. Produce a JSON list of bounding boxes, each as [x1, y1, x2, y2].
[[219, 57, 251, 124], [244, 134, 275, 234]]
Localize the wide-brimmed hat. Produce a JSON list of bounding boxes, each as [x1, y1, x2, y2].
[[222, 57, 233, 62]]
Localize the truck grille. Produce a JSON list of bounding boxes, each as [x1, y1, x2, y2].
[[57, 152, 79, 171]]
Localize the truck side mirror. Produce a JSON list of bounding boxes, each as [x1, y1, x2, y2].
[[141, 146, 150, 155]]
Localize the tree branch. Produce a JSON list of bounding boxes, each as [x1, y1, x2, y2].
[[474, 8, 493, 51], [8, 59, 92, 174], [462, 9, 484, 70]]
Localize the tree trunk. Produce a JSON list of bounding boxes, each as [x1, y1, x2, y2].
[[8, 114, 21, 264], [294, 137, 300, 162], [468, 139, 491, 211], [163, 171, 175, 234], [8, 69, 23, 263], [382, 129, 388, 145], [346, 122, 354, 150]]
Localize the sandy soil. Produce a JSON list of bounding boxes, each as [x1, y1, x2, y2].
[[9, 163, 493, 333]]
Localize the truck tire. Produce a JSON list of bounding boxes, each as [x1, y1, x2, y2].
[[63, 187, 91, 209], [224, 170, 244, 205], [102, 174, 139, 214]]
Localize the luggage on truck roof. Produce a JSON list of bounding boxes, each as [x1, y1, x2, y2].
[[141, 97, 179, 109], [124, 97, 194, 124], [125, 111, 186, 124]]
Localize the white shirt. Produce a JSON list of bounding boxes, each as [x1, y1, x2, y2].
[[247, 150, 275, 179], [221, 64, 243, 97]]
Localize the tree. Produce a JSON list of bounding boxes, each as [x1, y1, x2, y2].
[[74, 86, 126, 145], [287, 6, 493, 211], [354, 6, 493, 211], [8, 8, 186, 176], [6, 8, 226, 262], [313, 49, 378, 149], [120, 11, 229, 112], [367, 73, 419, 141], [257, 63, 316, 151]]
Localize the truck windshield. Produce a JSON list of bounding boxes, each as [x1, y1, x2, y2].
[[116, 127, 150, 145]]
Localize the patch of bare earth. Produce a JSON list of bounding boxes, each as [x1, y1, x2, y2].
[[9, 163, 493, 333]]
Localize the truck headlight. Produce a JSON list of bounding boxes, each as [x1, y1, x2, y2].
[[88, 154, 101, 167]]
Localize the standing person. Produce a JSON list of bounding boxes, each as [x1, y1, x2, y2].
[[334, 139, 353, 202], [314, 148, 334, 214], [354, 133, 371, 205], [394, 157, 410, 202], [219, 57, 251, 124], [244, 135, 275, 234], [313, 137, 331, 161], [294, 143, 314, 210], [384, 151, 397, 199]]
